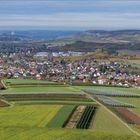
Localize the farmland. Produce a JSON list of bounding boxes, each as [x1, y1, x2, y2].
[[47, 105, 75, 128], [0, 79, 140, 139], [113, 108, 140, 125], [111, 97, 140, 116], [95, 95, 134, 108], [76, 106, 96, 129], [0, 105, 62, 127]]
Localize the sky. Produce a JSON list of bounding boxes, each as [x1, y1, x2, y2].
[[0, 0, 140, 30]]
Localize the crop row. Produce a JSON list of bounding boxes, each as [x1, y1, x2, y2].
[[76, 106, 96, 129], [2, 93, 91, 102], [82, 88, 140, 97], [114, 108, 140, 125], [95, 95, 134, 108]]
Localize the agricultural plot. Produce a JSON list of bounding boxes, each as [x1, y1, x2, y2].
[[111, 97, 140, 116], [0, 105, 62, 127], [47, 105, 75, 128], [0, 86, 79, 92], [114, 108, 140, 125], [92, 106, 131, 133], [0, 80, 140, 139], [1, 92, 91, 102], [0, 127, 137, 140], [95, 95, 134, 108], [13, 100, 96, 106], [0, 93, 94, 106], [5, 79, 56, 84], [76, 106, 97, 129], [82, 88, 140, 97]]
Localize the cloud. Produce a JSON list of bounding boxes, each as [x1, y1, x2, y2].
[[0, 12, 140, 29], [0, 0, 140, 29]]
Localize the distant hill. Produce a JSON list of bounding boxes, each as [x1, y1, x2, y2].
[[51, 30, 140, 52], [0, 30, 140, 53], [0, 30, 80, 39]]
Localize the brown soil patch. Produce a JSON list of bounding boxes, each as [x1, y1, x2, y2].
[[0, 99, 9, 107], [66, 105, 86, 128], [115, 108, 140, 125]]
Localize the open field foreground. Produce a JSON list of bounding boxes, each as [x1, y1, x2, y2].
[[0, 127, 138, 140], [0, 79, 140, 140], [0, 104, 138, 140]]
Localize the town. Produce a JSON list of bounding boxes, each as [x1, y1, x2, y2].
[[0, 52, 139, 88]]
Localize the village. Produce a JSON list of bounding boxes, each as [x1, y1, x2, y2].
[[0, 52, 139, 88]]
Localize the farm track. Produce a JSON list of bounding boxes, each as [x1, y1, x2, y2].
[[84, 92, 140, 137]]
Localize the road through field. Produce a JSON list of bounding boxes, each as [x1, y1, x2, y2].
[[85, 92, 140, 137]]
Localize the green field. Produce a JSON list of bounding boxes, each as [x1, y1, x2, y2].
[[125, 60, 140, 68], [47, 105, 75, 128], [92, 106, 131, 133], [1, 79, 139, 94], [0, 105, 62, 127], [0, 86, 79, 92], [13, 100, 96, 105], [1, 84, 140, 94], [5, 79, 56, 84], [0, 127, 138, 140]]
